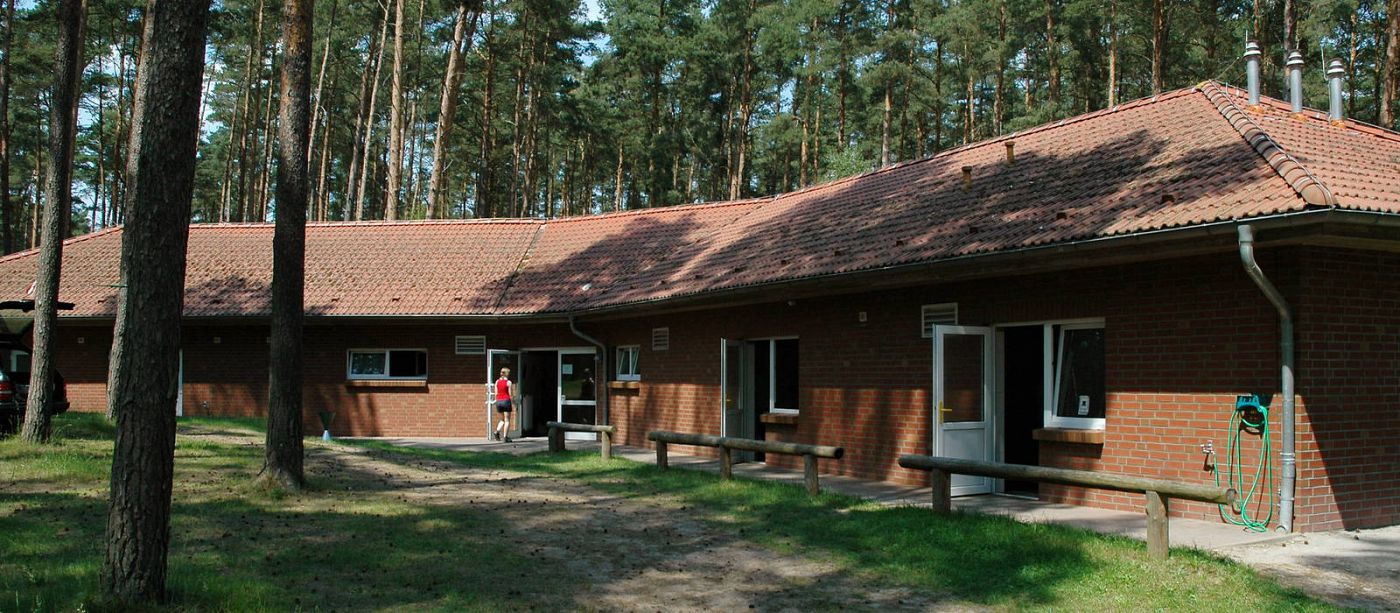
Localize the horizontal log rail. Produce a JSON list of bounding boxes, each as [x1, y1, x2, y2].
[[546, 421, 617, 460], [647, 430, 844, 495], [898, 454, 1238, 559]]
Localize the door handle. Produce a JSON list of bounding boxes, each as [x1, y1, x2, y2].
[[938, 401, 951, 423]]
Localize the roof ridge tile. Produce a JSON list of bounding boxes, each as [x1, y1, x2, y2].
[[1198, 82, 1338, 207]]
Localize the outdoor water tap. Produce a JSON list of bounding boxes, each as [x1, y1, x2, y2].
[[1200, 441, 1216, 471]]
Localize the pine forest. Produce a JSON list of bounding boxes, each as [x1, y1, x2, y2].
[[1, 0, 1396, 252]]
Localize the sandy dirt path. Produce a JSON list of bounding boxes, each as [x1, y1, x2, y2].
[[181, 429, 955, 611]]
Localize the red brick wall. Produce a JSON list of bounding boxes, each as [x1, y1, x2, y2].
[[50, 245, 1398, 531], [56, 321, 586, 438], [1293, 247, 1400, 531]]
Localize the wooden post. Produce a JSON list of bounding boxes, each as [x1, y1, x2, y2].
[[656, 440, 668, 469], [803, 454, 819, 495], [548, 426, 563, 453], [719, 446, 732, 480], [601, 430, 612, 460], [930, 469, 951, 513], [1146, 490, 1169, 559]]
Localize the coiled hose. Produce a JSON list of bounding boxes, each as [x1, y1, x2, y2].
[[1216, 401, 1274, 532]]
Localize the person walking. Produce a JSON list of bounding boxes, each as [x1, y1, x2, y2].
[[493, 367, 516, 442]]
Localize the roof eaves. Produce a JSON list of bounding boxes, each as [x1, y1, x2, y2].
[[1198, 82, 1338, 207]]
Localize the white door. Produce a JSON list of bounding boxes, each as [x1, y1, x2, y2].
[[487, 350, 521, 438], [720, 339, 754, 461], [176, 350, 184, 417], [559, 349, 597, 440], [933, 325, 995, 496]]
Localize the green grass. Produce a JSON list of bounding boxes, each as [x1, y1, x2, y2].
[[345, 439, 1336, 611], [2, 414, 558, 611], [2, 414, 1335, 611]]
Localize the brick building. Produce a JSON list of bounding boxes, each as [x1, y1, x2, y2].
[[3, 83, 1397, 532]]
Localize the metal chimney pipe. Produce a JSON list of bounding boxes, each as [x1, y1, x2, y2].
[[1244, 41, 1262, 106], [1286, 50, 1305, 113], [1327, 59, 1346, 122]]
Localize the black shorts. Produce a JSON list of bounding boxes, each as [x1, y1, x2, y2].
[[494, 399, 512, 413]]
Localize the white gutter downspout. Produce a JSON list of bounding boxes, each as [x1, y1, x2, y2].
[[1237, 225, 1296, 532], [568, 315, 608, 426]]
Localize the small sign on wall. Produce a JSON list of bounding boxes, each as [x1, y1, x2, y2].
[[1077, 395, 1091, 416]]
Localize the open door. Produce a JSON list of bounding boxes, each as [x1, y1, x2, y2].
[[720, 338, 753, 461], [487, 350, 521, 439], [933, 325, 994, 496]]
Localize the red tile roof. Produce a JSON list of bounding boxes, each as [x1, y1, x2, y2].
[[2, 82, 1396, 319]]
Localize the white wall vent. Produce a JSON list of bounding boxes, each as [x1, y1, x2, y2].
[[651, 327, 670, 351], [454, 335, 486, 355], [921, 303, 958, 337]]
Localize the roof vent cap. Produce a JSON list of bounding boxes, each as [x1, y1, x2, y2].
[[1244, 41, 1262, 106], [1326, 58, 1346, 122], [1286, 50, 1305, 114]]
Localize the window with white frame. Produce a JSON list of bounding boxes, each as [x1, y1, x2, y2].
[[616, 345, 641, 381], [756, 338, 799, 414], [1046, 323, 1106, 429], [347, 349, 428, 380]]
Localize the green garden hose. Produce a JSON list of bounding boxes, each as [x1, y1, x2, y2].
[[1216, 396, 1274, 532]]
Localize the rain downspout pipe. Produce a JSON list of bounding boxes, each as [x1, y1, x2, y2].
[[569, 315, 608, 426], [1237, 225, 1295, 533]]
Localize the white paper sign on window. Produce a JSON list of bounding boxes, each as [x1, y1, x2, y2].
[[562, 364, 574, 375], [1077, 395, 1091, 416]]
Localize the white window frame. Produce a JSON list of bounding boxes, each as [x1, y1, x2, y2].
[[757, 336, 800, 415], [921, 302, 959, 338], [616, 345, 641, 381], [1044, 320, 1107, 430], [346, 348, 429, 381]]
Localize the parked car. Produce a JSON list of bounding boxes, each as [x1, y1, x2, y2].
[[0, 299, 72, 435]]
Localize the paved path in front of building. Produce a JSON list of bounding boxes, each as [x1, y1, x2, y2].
[[364, 435, 1399, 611]]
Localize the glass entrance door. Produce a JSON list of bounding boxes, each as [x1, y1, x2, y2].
[[720, 338, 754, 461], [487, 350, 521, 439], [932, 325, 995, 496], [559, 350, 597, 440]]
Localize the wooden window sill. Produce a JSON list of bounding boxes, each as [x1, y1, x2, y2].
[[608, 380, 641, 390], [345, 379, 428, 388], [760, 413, 799, 425], [1032, 428, 1105, 445]]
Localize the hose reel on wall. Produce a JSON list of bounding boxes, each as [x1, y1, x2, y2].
[[1211, 394, 1275, 532]]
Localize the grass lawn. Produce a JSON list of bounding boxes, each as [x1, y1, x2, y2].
[[2, 413, 1334, 611]]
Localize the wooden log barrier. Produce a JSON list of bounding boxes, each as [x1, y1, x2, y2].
[[898, 454, 1237, 559], [545, 422, 617, 459], [647, 430, 844, 495]]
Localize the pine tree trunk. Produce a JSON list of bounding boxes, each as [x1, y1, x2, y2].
[[1151, 0, 1166, 94], [1107, 0, 1118, 107], [356, 5, 391, 220], [308, 0, 337, 216], [1383, 0, 1399, 127], [344, 12, 383, 219], [384, 0, 405, 220], [0, 0, 13, 255], [264, 0, 312, 491], [236, 0, 267, 222], [23, 0, 87, 444], [1044, 0, 1059, 112], [102, 0, 209, 603], [477, 10, 496, 218], [427, 1, 481, 219]]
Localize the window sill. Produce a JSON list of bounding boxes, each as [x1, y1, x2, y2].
[[608, 380, 641, 390], [760, 412, 799, 426], [1032, 428, 1105, 445], [345, 379, 428, 388]]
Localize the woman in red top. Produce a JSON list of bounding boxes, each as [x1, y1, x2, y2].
[[493, 367, 516, 442]]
